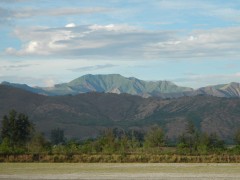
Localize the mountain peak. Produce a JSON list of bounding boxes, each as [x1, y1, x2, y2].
[[82, 74, 123, 78], [3, 74, 240, 98], [45, 74, 193, 96], [228, 82, 240, 86]]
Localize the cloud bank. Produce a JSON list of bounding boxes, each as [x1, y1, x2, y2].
[[6, 25, 240, 60]]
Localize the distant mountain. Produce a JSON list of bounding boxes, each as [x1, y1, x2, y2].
[[1, 84, 240, 143], [1, 81, 47, 95], [1, 74, 193, 97], [158, 82, 240, 99], [43, 74, 194, 97], [191, 82, 240, 97], [1, 74, 240, 98]]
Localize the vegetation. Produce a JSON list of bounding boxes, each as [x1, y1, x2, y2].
[[50, 128, 65, 145], [1, 110, 240, 163], [0, 110, 34, 153], [144, 125, 165, 148], [234, 128, 240, 145], [2, 84, 240, 144]]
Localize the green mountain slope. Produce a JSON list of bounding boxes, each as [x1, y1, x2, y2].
[[1, 85, 240, 142], [44, 74, 193, 97]]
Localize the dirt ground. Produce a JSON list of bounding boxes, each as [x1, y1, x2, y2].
[[0, 163, 240, 179]]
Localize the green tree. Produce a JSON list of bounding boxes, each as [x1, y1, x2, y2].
[[118, 134, 129, 154], [127, 130, 142, 151], [15, 113, 32, 146], [207, 133, 225, 151], [177, 120, 200, 154], [144, 125, 165, 148], [50, 128, 65, 145], [196, 133, 209, 155], [234, 128, 240, 145], [100, 129, 116, 153], [186, 120, 196, 135], [1, 110, 34, 149], [0, 138, 12, 154], [27, 133, 49, 154]]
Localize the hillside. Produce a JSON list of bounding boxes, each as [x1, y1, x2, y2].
[[1, 74, 193, 97], [1, 85, 240, 142], [2, 74, 240, 99], [192, 82, 240, 97]]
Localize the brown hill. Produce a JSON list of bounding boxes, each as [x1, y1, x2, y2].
[[1, 85, 240, 142]]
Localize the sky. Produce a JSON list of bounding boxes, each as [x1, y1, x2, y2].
[[0, 0, 240, 88]]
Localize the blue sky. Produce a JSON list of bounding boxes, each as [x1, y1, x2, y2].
[[0, 0, 240, 88]]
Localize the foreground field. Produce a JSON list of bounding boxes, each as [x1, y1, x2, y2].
[[0, 163, 240, 179]]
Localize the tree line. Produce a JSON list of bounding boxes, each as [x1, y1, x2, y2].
[[1, 110, 240, 156]]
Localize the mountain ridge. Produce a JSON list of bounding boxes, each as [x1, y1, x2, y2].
[[1, 74, 240, 98], [1, 84, 240, 143]]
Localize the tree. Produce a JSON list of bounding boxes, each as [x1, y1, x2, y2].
[[207, 133, 225, 150], [1, 110, 34, 149], [15, 113, 32, 146], [50, 128, 65, 145], [100, 128, 116, 153], [234, 128, 240, 145], [127, 130, 142, 150], [186, 120, 196, 135], [0, 138, 12, 154], [185, 120, 197, 147], [27, 133, 49, 154], [177, 120, 200, 154], [144, 125, 165, 148]]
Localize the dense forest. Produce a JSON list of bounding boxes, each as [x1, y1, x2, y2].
[[1, 110, 240, 163]]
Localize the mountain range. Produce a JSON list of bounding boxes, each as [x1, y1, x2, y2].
[[1, 74, 240, 98], [1, 84, 240, 143]]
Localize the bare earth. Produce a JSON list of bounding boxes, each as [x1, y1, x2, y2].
[[0, 163, 240, 179]]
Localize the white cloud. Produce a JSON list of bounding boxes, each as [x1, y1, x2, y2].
[[13, 7, 112, 18], [155, 0, 240, 23], [0, 7, 112, 25], [43, 79, 56, 87], [25, 41, 39, 53], [5, 24, 240, 60], [0, 63, 37, 71], [5, 47, 17, 54], [206, 7, 240, 22], [7, 26, 76, 55], [89, 24, 137, 31], [172, 73, 240, 88], [69, 64, 117, 72], [5, 24, 149, 57], [145, 27, 240, 59], [65, 23, 76, 28]]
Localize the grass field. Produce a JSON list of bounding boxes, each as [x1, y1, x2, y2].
[[0, 163, 240, 179]]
